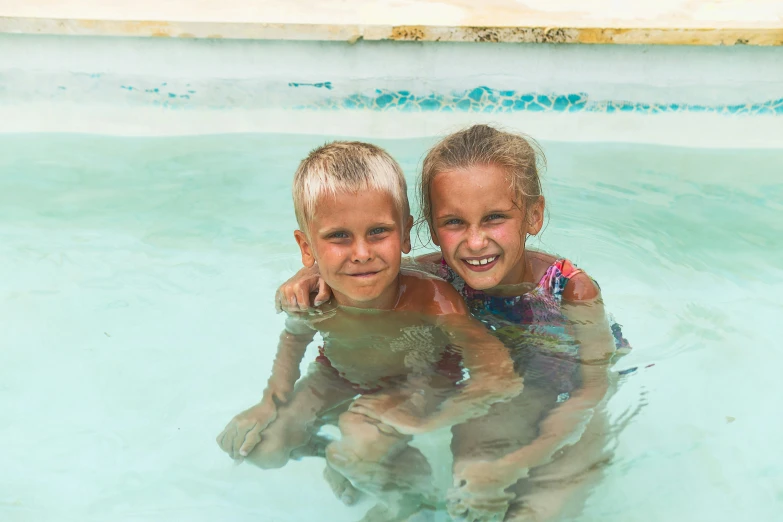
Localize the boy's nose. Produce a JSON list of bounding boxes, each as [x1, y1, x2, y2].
[[351, 239, 373, 263]]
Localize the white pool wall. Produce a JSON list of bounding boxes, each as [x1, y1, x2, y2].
[[0, 34, 782, 147]]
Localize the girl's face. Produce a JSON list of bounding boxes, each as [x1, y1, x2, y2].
[[429, 164, 543, 290]]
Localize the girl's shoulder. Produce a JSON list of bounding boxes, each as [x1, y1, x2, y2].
[[529, 250, 600, 303], [562, 271, 600, 302]]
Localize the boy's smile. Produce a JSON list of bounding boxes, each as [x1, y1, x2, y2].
[[295, 189, 412, 310]]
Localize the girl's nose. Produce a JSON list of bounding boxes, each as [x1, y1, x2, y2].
[[466, 226, 489, 251]]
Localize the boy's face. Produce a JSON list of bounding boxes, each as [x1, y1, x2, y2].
[[295, 189, 412, 310]]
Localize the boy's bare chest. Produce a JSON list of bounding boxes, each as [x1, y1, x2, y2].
[[316, 312, 450, 382]]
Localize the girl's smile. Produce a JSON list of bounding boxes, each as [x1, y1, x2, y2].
[[461, 255, 500, 271], [429, 163, 543, 290]]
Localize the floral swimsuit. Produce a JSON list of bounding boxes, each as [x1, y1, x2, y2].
[[438, 257, 630, 395]]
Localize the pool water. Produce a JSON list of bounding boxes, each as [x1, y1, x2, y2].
[[1, 133, 781, 521]]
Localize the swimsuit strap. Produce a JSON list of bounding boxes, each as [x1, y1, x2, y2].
[[536, 258, 583, 302]]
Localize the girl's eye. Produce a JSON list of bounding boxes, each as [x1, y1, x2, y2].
[[369, 227, 388, 236], [485, 214, 505, 221], [444, 218, 463, 226]]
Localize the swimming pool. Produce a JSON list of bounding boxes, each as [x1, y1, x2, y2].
[[1, 33, 782, 522]]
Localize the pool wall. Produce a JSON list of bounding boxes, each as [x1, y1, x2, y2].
[[1, 34, 782, 147]]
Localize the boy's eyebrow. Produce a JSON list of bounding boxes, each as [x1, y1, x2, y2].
[[317, 226, 347, 236], [317, 220, 397, 236], [368, 220, 397, 228]]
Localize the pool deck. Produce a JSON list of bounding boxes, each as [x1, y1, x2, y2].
[[0, 0, 781, 45]]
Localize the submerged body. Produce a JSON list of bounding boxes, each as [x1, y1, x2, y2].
[[430, 250, 628, 520]]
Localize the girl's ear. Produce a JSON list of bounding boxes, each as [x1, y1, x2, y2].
[[294, 230, 316, 267], [402, 215, 414, 254], [428, 220, 441, 247], [527, 196, 545, 236]]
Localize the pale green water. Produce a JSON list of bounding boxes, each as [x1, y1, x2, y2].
[[1, 134, 782, 521]]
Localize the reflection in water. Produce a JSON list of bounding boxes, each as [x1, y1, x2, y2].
[[218, 295, 633, 522]]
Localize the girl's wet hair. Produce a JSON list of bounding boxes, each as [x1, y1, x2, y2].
[[418, 124, 545, 230]]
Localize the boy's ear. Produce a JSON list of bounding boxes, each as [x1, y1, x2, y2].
[[527, 196, 545, 236], [402, 215, 414, 254], [294, 230, 316, 267]]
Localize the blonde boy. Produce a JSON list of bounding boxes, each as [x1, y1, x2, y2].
[[217, 142, 520, 519]]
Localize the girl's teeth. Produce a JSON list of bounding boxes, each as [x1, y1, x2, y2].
[[466, 256, 496, 266]]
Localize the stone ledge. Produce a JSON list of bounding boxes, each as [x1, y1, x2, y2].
[[1, 0, 781, 46]]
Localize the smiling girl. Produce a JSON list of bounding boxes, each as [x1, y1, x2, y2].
[[414, 125, 629, 521]]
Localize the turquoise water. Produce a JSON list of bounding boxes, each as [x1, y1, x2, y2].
[[1, 134, 782, 521]]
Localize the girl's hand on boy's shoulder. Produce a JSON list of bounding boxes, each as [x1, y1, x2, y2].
[[563, 272, 601, 302], [275, 265, 332, 313]]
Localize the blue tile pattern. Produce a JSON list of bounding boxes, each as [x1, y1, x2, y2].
[[294, 85, 783, 115], [288, 81, 333, 90], [7, 74, 780, 116]]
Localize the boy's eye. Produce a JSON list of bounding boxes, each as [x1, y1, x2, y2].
[[328, 231, 349, 239]]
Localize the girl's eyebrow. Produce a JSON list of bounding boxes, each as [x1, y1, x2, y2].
[[487, 205, 516, 214], [434, 213, 461, 220], [436, 206, 516, 220]]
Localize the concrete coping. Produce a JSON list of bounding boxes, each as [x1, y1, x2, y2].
[[0, 0, 782, 45]]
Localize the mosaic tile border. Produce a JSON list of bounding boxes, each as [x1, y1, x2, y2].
[[293, 85, 783, 115], [5, 76, 781, 116]]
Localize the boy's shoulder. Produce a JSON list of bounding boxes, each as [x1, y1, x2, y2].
[[397, 267, 467, 316]]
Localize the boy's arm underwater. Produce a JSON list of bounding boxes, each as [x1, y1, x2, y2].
[[216, 316, 315, 461]]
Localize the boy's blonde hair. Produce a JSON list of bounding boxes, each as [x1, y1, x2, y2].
[[419, 124, 545, 228], [293, 141, 410, 232]]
